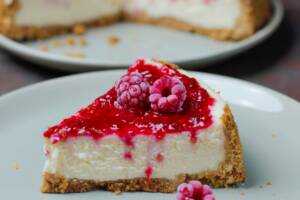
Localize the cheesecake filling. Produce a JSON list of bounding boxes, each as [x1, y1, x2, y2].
[[44, 127, 225, 181], [124, 0, 242, 29], [14, 0, 123, 26]]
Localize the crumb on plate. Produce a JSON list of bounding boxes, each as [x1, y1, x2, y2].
[[107, 35, 120, 46], [266, 181, 272, 186], [73, 24, 86, 35], [272, 133, 277, 139], [39, 47, 49, 52], [13, 161, 20, 171], [113, 190, 122, 195], [64, 53, 86, 59], [79, 38, 88, 46], [67, 37, 76, 46], [52, 40, 63, 48]]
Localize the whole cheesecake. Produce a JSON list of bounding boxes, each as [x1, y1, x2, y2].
[[0, 0, 271, 41], [41, 58, 245, 193]]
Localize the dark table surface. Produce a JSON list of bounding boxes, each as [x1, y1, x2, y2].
[[0, 0, 299, 102]]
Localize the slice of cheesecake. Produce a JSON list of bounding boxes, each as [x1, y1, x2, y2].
[[41, 58, 245, 193], [0, 0, 271, 41]]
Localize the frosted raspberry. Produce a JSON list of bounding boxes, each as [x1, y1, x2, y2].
[[149, 76, 186, 113], [115, 71, 149, 109], [177, 181, 216, 200], [177, 183, 194, 200]]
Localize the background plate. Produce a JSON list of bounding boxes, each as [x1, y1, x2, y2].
[[0, 70, 299, 199], [0, 0, 283, 72]]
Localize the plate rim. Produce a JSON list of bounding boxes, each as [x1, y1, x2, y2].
[[0, 0, 284, 71]]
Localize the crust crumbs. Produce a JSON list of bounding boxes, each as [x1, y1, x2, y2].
[[40, 105, 245, 193], [72, 24, 86, 35], [13, 161, 20, 171], [39, 47, 49, 52], [79, 38, 88, 46], [66, 37, 76, 46], [107, 35, 120, 46], [64, 53, 86, 59]]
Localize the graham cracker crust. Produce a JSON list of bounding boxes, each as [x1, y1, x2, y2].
[[0, 0, 270, 41], [41, 105, 245, 193]]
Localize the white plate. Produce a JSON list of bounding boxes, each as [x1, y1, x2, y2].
[[0, 70, 299, 199], [0, 0, 283, 72]]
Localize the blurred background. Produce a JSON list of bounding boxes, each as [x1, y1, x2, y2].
[[0, 0, 299, 101]]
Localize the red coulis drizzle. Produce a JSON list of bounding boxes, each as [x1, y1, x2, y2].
[[44, 60, 215, 145], [144, 165, 153, 187], [123, 152, 133, 161], [155, 153, 164, 162]]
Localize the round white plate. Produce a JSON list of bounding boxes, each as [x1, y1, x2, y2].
[[0, 0, 283, 72], [0, 70, 299, 199]]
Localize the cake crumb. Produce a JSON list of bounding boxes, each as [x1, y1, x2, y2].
[[0, 17, 12, 30], [52, 40, 63, 48], [39, 47, 49, 52], [67, 37, 76, 46], [73, 24, 86, 35], [240, 191, 245, 196], [64, 53, 86, 59], [79, 38, 88, 46], [113, 190, 122, 195], [272, 133, 277, 139], [13, 161, 20, 171], [272, 193, 276, 197], [266, 181, 272, 186], [107, 35, 120, 46]]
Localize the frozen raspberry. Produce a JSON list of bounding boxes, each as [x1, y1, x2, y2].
[[177, 181, 216, 200], [115, 71, 150, 109], [177, 183, 194, 200], [149, 76, 186, 113]]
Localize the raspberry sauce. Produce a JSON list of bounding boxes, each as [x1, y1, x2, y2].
[[44, 59, 215, 145], [145, 165, 153, 186]]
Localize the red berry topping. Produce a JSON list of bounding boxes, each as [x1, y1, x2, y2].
[[177, 181, 216, 200], [177, 183, 194, 200], [149, 76, 186, 113], [115, 71, 150, 109], [43, 59, 215, 145]]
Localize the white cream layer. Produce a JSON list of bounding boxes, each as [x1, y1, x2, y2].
[[44, 128, 225, 181], [124, 0, 242, 29], [14, 0, 122, 26]]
